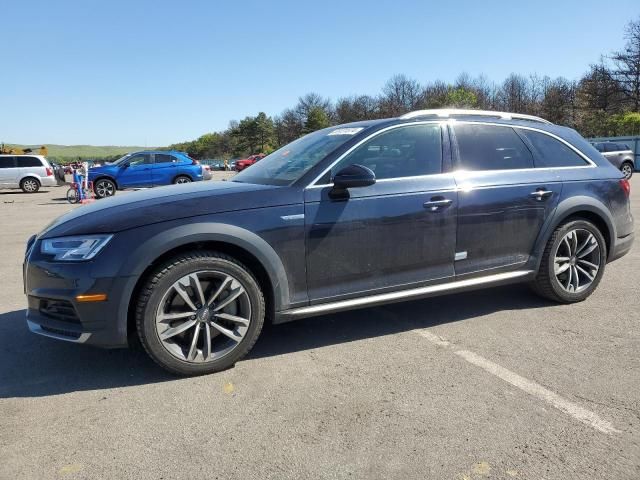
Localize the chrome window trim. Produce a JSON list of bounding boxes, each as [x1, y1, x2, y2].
[[450, 120, 596, 170], [307, 120, 596, 189]]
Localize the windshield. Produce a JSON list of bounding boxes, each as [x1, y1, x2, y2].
[[110, 153, 132, 165], [232, 126, 366, 186]]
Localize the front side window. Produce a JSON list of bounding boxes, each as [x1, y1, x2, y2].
[[0, 157, 16, 169], [519, 130, 588, 168], [154, 154, 176, 164], [128, 154, 151, 166], [330, 124, 442, 180], [592, 143, 605, 152], [454, 124, 534, 171], [17, 156, 42, 167]]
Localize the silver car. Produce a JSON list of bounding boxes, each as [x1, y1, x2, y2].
[[592, 142, 635, 179], [0, 155, 58, 193]]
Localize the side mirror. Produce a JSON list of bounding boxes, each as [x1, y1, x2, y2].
[[332, 164, 376, 189]]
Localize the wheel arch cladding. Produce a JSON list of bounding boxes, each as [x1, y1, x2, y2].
[[533, 196, 614, 270], [119, 223, 287, 342]]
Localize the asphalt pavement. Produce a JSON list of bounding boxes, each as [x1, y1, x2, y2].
[[0, 177, 638, 479]]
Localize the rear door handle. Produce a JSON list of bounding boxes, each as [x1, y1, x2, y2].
[[423, 197, 453, 211], [530, 189, 553, 200]]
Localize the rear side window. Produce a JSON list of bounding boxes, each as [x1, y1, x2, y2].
[[454, 124, 534, 170], [592, 143, 605, 152], [0, 157, 16, 168], [154, 154, 176, 163], [17, 156, 43, 167], [519, 130, 588, 168]]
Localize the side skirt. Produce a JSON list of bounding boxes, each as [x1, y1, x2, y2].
[[275, 270, 534, 323]]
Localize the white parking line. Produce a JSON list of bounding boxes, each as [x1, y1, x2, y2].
[[414, 329, 619, 435]]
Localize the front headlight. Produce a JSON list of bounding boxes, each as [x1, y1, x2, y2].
[[41, 234, 113, 261]]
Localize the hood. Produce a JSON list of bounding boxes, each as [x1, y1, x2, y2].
[[40, 180, 301, 238]]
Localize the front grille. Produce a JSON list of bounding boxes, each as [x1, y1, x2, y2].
[[38, 298, 81, 324], [40, 325, 81, 339]]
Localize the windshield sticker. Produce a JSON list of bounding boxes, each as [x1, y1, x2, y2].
[[327, 127, 364, 136]]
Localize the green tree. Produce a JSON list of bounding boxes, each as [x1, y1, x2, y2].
[[304, 106, 330, 133]]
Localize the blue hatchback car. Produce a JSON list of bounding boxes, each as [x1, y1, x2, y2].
[[88, 151, 204, 198]]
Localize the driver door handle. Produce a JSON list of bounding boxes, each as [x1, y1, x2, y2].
[[423, 197, 453, 211]]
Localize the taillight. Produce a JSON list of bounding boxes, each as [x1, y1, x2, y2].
[[46, 167, 53, 176], [620, 179, 631, 197]]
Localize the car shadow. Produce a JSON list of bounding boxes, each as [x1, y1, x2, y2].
[[0, 285, 552, 398]]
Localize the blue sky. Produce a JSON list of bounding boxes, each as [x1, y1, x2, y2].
[[1, 0, 638, 146]]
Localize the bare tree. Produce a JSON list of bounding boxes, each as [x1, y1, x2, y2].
[[335, 95, 380, 123], [610, 17, 640, 111], [379, 74, 423, 116]]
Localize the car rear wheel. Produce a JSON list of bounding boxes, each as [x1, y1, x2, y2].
[[173, 175, 191, 184], [621, 162, 633, 180], [94, 178, 116, 198], [20, 177, 40, 193], [531, 219, 606, 303], [135, 251, 265, 376]]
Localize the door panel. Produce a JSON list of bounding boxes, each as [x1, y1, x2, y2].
[[454, 170, 561, 275], [450, 122, 562, 276], [304, 175, 457, 302], [117, 153, 152, 187], [152, 153, 179, 185]]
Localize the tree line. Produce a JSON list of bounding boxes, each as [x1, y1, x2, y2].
[[170, 16, 640, 160]]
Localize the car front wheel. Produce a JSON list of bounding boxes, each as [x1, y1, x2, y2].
[[531, 219, 607, 303], [94, 178, 116, 198], [621, 162, 633, 180], [135, 251, 265, 376]]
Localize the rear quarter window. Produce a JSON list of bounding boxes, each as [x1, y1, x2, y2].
[[0, 156, 17, 168], [519, 130, 589, 168], [17, 156, 43, 167]]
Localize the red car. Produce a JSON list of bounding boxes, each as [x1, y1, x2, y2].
[[234, 153, 266, 171]]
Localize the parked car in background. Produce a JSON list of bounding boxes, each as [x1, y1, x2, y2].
[[234, 153, 266, 171], [202, 164, 213, 180], [88, 150, 204, 198], [24, 109, 633, 376], [0, 154, 57, 193], [591, 142, 635, 179]]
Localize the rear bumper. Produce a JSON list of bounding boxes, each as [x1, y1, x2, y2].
[[609, 231, 634, 262], [40, 176, 57, 187]]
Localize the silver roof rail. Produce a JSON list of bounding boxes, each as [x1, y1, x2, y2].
[[399, 109, 553, 125]]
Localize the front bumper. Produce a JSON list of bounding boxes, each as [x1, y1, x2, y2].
[[24, 245, 133, 348]]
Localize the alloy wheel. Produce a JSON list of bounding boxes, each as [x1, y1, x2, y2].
[[23, 179, 38, 192], [96, 180, 115, 197], [553, 228, 601, 293], [154, 270, 251, 363], [175, 177, 191, 184], [622, 164, 633, 179]]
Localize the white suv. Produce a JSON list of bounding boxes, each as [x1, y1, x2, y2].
[[0, 155, 58, 193]]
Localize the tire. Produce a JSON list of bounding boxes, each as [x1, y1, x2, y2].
[[531, 219, 607, 303], [135, 251, 265, 376], [66, 188, 80, 204], [173, 175, 192, 184], [94, 178, 116, 199], [621, 162, 634, 180], [20, 177, 40, 193]]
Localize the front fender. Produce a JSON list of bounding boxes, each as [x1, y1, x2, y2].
[[108, 222, 290, 337]]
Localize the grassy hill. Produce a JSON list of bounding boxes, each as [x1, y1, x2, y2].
[[3, 144, 153, 161]]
